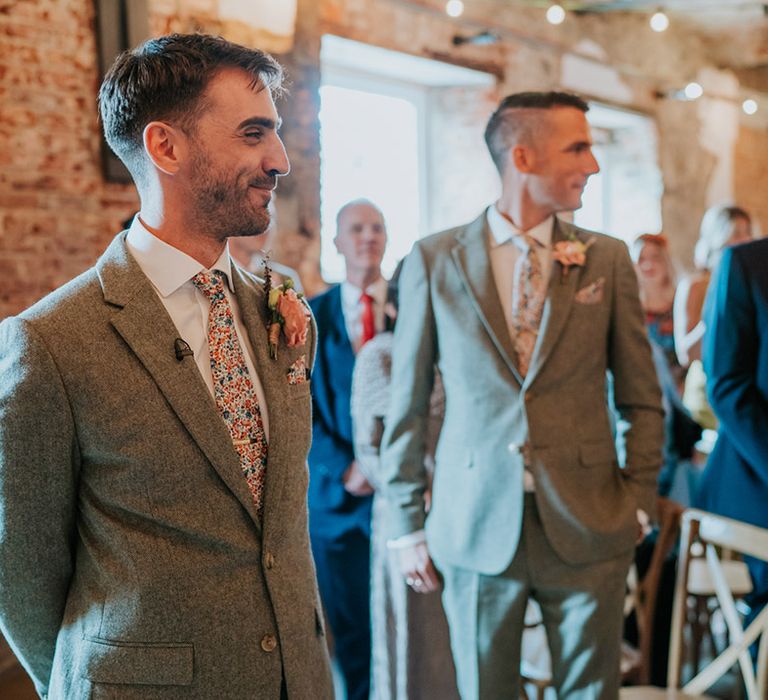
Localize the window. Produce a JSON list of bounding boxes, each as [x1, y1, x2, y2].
[[320, 36, 497, 282], [576, 104, 663, 243]]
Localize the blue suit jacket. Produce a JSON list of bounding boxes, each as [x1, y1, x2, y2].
[[698, 238, 768, 529], [308, 285, 372, 538]]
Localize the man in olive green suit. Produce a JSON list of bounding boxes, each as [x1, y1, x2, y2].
[[0, 35, 333, 699], [382, 92, 664, 699]]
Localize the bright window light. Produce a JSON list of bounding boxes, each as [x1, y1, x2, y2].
[[319, 85, 421, 282]]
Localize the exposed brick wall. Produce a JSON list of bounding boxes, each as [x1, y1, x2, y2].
[[734, 124, 768, 237], [1, 0, 139, 318], [1, 0, 764, 318]]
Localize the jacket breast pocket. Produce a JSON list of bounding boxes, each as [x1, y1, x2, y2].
[[81, 636, 194, 687]]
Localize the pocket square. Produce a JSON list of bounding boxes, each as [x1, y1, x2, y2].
[[287, 355, 308, 385], [575, 277, 605, 305]]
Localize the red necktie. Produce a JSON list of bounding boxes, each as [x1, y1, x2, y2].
[[360, 292, 375, 347]]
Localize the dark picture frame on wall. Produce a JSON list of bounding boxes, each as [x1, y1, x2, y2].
[[94, 0, 149, 183]]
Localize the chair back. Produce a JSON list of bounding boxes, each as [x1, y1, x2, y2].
[[667, 509, 768, 700], [630, 497, 684, 684]]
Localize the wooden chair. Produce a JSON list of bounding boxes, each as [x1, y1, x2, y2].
[[621, 509, 768, 700], [624, 497, 685, 685]]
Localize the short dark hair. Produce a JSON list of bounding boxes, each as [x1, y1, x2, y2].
[[484, 91, 589, 173], [98, 33, 284, 181]]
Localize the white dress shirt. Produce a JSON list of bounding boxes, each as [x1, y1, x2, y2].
[[340, 277, 388, 352], [126, 217, 269, 439]]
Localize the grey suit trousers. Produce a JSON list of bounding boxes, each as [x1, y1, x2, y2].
[[436, 494, 633, 700]]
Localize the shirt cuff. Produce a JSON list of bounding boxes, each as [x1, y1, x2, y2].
[[386, 529, 426, 549]]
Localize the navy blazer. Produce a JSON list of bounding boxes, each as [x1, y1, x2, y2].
[[308, 285, 372, 537], [698, 238, 768, 529]]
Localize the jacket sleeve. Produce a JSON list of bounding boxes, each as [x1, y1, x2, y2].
[[380, 245, 436, 539], [0, 317, 79, 697], [607, 243, 665, 516], [703, 246, 768, 486], [308, 297, 354, 481]]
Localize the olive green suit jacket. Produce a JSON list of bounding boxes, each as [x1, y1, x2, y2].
[[382, 213, 664, 574], [0, 233, 333, 699]]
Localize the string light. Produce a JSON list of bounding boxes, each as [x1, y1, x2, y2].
[[743, 99, 758, 115], [684, 82, 703, 100], [546, 4, 566, 25], [446, 0, 464, 17], [650, 10, 669, 32]]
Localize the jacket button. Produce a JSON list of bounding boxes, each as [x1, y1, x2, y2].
[[261, 634, 278, 652], [264, 552, 275, 569], [508, 443, 521, 454]]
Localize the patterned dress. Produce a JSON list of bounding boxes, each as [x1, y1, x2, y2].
[[350, 333, 459, 700]]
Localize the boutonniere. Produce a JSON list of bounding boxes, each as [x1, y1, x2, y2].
[[552, 235, 595, 280], [263, 254, 310, 360]]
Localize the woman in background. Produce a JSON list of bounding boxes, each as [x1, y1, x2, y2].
[[674, 204, 753, 368], [631, 233, 681, 385], [350, 267, 459, 700], [674, 205, 753, 429]]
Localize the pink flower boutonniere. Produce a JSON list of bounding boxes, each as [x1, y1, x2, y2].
[[263, 256, 309, 360], [552, 235, 595, 280]]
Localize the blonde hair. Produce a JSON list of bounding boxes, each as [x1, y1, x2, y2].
[[694, 204, 751, 271]]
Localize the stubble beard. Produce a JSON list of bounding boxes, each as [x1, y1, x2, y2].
[[190, 152, 273, 242]]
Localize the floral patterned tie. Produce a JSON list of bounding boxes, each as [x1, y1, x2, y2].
[[193, 270, 268, 518], [511, 234, 546, 377]]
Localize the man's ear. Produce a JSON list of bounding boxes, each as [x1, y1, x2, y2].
[[143, 121, 186, 175], [511, 144, 535, 173]]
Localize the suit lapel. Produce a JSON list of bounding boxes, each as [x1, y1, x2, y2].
[[524, 218, 585, 385], [98, 235, 263, 530], [451, 213, 524, 385], [232, 266, 289, 533]]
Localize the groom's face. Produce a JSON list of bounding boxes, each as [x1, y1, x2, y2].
[[527, 107, 600, 214]]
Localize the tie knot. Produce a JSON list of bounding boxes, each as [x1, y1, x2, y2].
[[192, 270, 226, 302], [512, 232, 539, 253], [360, 292, 374, 305]]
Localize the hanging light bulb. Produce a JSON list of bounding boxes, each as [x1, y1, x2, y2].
[[446, 0, 464, 17], [684, 82, 703, 100], [546, 4, 566, 25], [743, 99, 758, 115], [650, 10, 669, 32]]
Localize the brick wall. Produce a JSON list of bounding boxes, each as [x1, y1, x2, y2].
[[1, 0, 764, 318], [1, 0, 139, 318], [734, 124, 768, 237]]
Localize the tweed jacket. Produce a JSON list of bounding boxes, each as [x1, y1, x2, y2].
[[0, 233, 333, 699], [381, 212, 664, 575]]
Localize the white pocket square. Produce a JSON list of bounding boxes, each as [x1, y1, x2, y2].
[[575, 277, 605, 305]]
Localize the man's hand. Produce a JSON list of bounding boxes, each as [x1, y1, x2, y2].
[[342, 461, 374, 496], [397, 541, 440, 594]]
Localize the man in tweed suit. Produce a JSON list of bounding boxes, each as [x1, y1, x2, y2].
[[0, 34, 333, 699], [381, 92, 664, 699]]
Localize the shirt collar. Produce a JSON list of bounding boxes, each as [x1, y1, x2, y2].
[[341, 276, 387, 306], [126, 216, 235, 297], [486, 205, 554, 250]]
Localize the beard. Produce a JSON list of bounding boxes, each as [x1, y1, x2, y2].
[[188, 148, 276, 241]]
